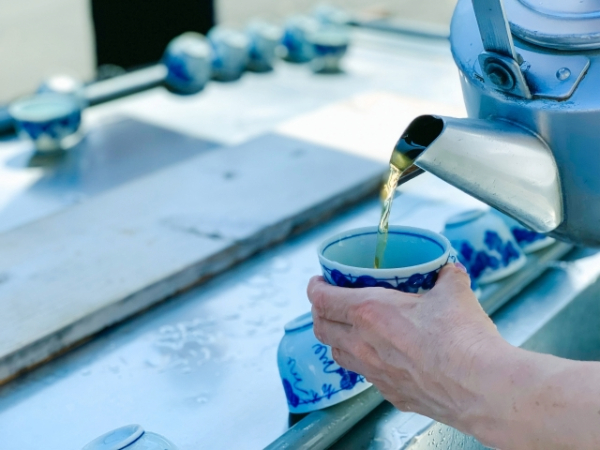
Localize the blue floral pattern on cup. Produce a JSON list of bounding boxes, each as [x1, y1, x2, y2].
[[321, 264, 441, 293], [452, 230, 521, 280], [282, 343, 366, 409]]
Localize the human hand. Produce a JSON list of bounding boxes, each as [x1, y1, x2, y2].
[[308, 264, 508, 431]]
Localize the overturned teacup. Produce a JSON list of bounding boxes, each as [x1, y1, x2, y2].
[[246, 20, 283, 72], [443, 209, 527, 284], [208, 27, 250, 82], [82, 424, 177, 450], [490, 208, 556, 254], [163, 32, 212, 95], [277, 312, 371, 414]]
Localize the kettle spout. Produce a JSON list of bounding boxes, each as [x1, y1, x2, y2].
[[397, 115, 563, 233]]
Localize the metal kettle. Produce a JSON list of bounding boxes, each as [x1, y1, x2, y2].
[[396, 0, 600, 246]]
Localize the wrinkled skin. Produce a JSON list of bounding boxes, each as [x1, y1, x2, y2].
[[308, 264, 600, 450]]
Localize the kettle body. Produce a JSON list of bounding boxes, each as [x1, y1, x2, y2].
[[442, 0, 600, 246]]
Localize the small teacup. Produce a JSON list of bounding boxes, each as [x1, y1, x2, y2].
[[9, 93, 83, 152], [277, 312, 371, 414], [163, 32, 212, 95], [245, 20, 283, 72], [207, 27, 250, 82], [490, 209, 556, 254], [282, 15, 320, 63], [307, 26, 350, 73], [443, 209, 527, 284], [82, 424, 178, 450], [318, 226, 457, 293]]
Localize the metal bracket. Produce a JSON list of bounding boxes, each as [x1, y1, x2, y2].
[[478, 51, 532, 99], [475, 50, 590, 100]]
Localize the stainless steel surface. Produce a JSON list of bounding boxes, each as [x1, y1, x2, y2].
[[265, 386, 384, 450], [331, 247, 600, 449], [0, 184, 490, 450], [85, 65, 168, 106], [503, 0, 600, 50], [471, 0, 518, 60], [412, 116, 563, 233], [449, 0, 600, 246]]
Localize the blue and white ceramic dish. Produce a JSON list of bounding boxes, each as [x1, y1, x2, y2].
[[282, 15, 320, 63], [245, 21, 282, 72], [277, 312, 371, 414], [82, 424, 178, 450], [307, 26, 350, 73], [318, 226, 457, 293], [490, 208, 556, 254], [207, 27, 250, 82], [443, 209, 527, 284], [163, 32, 212, 95], [9, 93, 83, 152]]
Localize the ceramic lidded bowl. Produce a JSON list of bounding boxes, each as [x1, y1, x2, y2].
[[277, 312, 371, 414], [82, 424, 178, 450], [282, 15, 320, 63], [318, 226, 457, 293], [163, 32, 212, 95], [307, 26, 350, 73], [490, 208, 556, 254], [245, 20, 283, 72], [207, 27, 250, 82], [9, 93, 83, 152], [443, 209, 527, 284]]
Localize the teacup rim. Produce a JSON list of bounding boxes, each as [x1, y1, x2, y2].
[[318, 225, 451, 275], [9, 93, 80, 123]]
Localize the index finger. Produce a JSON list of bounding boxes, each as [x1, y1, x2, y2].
[[307, 276, 364, 325]]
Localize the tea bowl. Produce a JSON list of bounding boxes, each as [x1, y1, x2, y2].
[[307, 26, 350, 73], [245, 20, 283, 72], [37, 74, 87, 107], [277, 312, 371, 413], [443, 209, 527, 284], [318, 226, 457, 294], [207, 27, 250, 82], [9, 93, 83, 152], [163, 32, 212, 95], [82, 424, 178, 450], [282, 15, 320, 63], [490, 208, 556, 254]]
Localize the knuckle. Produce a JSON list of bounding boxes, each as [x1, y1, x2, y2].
[[353, 299, 382, 327], [310, 289, 326, 315]]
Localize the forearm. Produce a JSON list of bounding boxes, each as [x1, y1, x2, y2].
[[464, 342, 600, 449]]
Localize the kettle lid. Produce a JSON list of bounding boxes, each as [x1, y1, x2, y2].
[[504, 0, 600, 50]]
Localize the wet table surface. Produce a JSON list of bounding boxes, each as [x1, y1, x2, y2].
[[0, 28, 476, 449], [0, 176, 484, 450]]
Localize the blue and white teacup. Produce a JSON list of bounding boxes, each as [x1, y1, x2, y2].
[[207, 27, 250, 82], [245, 20, 283, 72], [277, 312, 371, 414], [307, 26, 350, 73], [163, 32, 212, 95], [9, 93, 83, 152], [282, 15, 320, 63], [490, 209, 556, 254], [443, 209, 527, 284], [318, 226, 457, 293], [312, 4, 352, 26]]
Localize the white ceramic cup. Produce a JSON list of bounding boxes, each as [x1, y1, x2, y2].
[[277, 312, 371, 414], [443, 209, 527, 284], [163, 32, 212, 95], [318, 226, 457, 293], [207, 27, 250, 82]]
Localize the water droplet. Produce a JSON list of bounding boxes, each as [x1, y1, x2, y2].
[[556, 67, 571, 81]]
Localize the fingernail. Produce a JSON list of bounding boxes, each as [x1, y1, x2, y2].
[[455, 262, 468, 274]]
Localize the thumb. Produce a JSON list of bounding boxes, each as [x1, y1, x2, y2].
[[434, 262, 472, 291]]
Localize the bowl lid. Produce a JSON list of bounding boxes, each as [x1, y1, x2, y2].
[[503, 0, 600, 50], [82, 425, 144, 450]]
